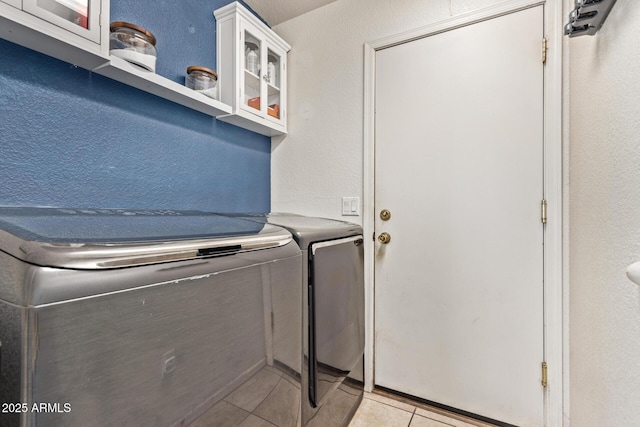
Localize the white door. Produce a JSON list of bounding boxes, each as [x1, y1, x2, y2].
[[374, 6, 544, 427]]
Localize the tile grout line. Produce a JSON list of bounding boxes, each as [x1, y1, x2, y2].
[[373, 390, 497, 427], [419, 413, 458, 427], [214, 400, 253, 426], [223, 386, 280, 427], [364, 393, 416, 414], [253, 376, 287, 415], [364, 393, 491, 427], [408, 407, 416, 427], [221, 370, 282, 425], [363, 394, 416, 414]]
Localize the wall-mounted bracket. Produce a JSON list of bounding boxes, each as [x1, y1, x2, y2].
[[564, 0, 618, 37]]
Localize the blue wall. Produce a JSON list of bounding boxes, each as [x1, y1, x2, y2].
[[0, 0, 271, 213]]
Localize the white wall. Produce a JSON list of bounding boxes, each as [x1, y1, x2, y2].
[[568, 0, 640, 425], [271, 0, 504, 222], [272, 0, 640, 425]]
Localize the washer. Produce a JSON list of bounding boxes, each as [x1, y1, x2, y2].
[[226, 213, 365, 426], [0, 207, 302, 427]]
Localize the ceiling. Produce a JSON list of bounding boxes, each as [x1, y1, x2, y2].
[[243, 0, 339, 26]]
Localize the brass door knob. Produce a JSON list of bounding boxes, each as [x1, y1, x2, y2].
[[378, 232, 391, 244], [380, 209, 391, 221]]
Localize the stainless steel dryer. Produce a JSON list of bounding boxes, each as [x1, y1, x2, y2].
[[227, 213, 365, 427], [0, 207, 302, 427]]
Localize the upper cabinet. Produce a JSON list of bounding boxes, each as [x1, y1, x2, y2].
[[1, 1, 288, 132], [0, 0, 109, 69], [1, 0, 231, 118], [215, 2, 291, 137], [23, 0, 101, 43], [1, 0, 22, 10]]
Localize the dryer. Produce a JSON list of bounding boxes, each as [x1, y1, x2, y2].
[[226, 213, 365, 427]]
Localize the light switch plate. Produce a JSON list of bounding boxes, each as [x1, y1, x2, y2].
[[342, 197, 360, 216]]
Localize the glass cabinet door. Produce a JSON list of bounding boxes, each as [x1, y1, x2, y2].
[[22, 0, 100, 43], [265, 48, 281, 121], [242, 25, 263, 116], [240, 21, 285, 125]]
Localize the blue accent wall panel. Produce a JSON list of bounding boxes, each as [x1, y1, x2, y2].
[[0, 0, 271, 213]]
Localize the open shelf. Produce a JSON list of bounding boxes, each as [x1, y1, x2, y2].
[[93, 56, 232, 117]]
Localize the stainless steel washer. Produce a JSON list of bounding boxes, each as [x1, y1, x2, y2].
[[0, 207, 302, 427]]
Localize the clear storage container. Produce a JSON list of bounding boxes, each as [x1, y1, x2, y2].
[[186, 66, 218, 99], [109, 22, 157, 72]]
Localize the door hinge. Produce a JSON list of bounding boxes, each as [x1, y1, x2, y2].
[[542, 37, 548, 64], [541, 199, 547, 224], [541, 361, 548, 387]]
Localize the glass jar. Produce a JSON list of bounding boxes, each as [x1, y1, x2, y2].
[[186, 66, 218, 99], [109, 22, 157, 72], [245, 42, 259, 75], [267, 54, 277, 85]]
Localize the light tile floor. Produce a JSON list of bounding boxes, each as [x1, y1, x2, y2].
[[349, 392, 498, 427], [189, 365, 300, 427], [187, 363, 498, 427]]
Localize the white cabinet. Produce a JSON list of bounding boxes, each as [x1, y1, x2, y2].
[[0, 0, 231, 119], [1, 0, 21, 9], [23, 0, 101, 43], [215, 2, 291, 136], [0, 0, 108, 69]]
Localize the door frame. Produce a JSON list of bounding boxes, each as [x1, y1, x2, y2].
[[362, 0, 565, 425]]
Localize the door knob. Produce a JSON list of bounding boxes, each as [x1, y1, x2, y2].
[[378, 232, 391, 244], [380, 209, 391, 221]]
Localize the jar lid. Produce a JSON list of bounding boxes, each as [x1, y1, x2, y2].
[[110, 21, 157, 46], [186, 66, 218, 80]]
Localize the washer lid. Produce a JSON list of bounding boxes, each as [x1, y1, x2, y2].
[[0, 207, 292, 269], [223, 213, 362, 249]]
